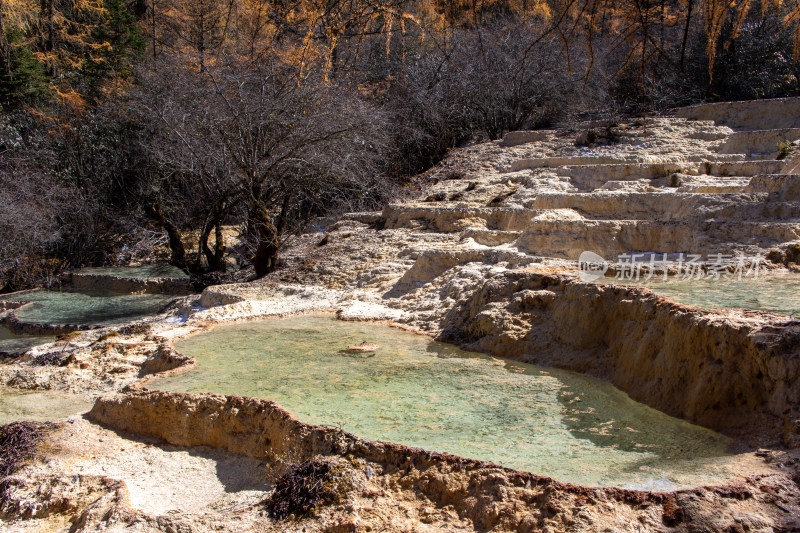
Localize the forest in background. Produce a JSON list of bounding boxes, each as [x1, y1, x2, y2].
[[2, 0, 800, 291]]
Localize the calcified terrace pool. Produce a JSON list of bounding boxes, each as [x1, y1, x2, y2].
[[0, 325, 55, 355], [1, 289, 177, 327], [152, 315, 747, 490], [0, 386, 92, 425], [606, 273, 800, 316], [75, 265, 188, 279]]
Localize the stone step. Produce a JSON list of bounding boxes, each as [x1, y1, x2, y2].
[[400, 233, 465, 248], [717, 128, 800, 157], [557, 163, 688, 190], [340, 211, 384, 224], [383, 187, 800, 237], [391, 248, 537, 292], [514, 219, 799, 259], [526, 191, 800, 222], [705, 160, 787, 175], [591, 181, 658, 192], [509, 153, 747, 173], [500, 130, 549, 147], [382, 204, 536, 232], [550, 161, 785, 191], [708, 201, 800, 221], [675, 97, 800, 131], [461, 228, 522, 246], [668, 176, 751, 193], [523, 192, 743, 220], [745, 174, 800, 201]]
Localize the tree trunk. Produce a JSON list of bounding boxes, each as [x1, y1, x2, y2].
[[197, 220, 213, 270], [133, 0, 147, 19], [40, 0, 55, 76], [250, 194, 291, 278], [43, 0, 54, 51], [213, 223, 225, 271], [198, 4, 205, 72], [250, 204, 280, 278], [199, 220, 226, 272], [150, 204, 190, 272], [151, 0, 157, 63], [680, 0, 694, 70]]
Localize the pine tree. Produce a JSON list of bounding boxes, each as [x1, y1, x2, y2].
[[0, 29, 50, 108], [82, 0, 145, 98]]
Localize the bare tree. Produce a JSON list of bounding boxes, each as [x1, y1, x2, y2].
[[429, 20, 588, 139], [207, 57, 392, 276], [124, 62, 241, 274], [132, 55, 393, 277], [0, 115, 97, 290]]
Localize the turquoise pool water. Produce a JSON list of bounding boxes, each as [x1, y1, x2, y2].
[[151, 315, 745, 489], [0, 325, 55, 355], [0, 290, 177, 326], [75, 265, 188, 279], [606, 273, 800, 315]]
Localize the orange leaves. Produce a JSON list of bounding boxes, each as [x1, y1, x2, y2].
[[72, 0, 105, 15], [703, 0, 752, 77], [2, 0, 39, 31], [55, 86, 87, 113], [783, 0, 800, 60]]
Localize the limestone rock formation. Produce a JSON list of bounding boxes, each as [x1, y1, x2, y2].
[[3, 97, 800, 533]]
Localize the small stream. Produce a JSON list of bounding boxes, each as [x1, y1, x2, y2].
[[75, 265, 188, 279]]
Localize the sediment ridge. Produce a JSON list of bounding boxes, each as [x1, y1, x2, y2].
[[88, 388, 800, 532]]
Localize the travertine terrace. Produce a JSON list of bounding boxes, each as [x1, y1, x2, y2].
[[2, 98, 800, 532]]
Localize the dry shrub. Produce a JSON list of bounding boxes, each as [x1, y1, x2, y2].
[[117, 324, 151, 336], [31, 351, 70, 366], [265, 456, 353, 520], [0, 422, 46, 477]]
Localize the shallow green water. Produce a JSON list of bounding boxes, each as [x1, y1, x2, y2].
[[0, 386, 92, 425], [607, 273, 800, 316], [0, 325, 55, 355], [0, 290, 177, 326], [76, 265, 188, 279], [152, 315, 742, 489]]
